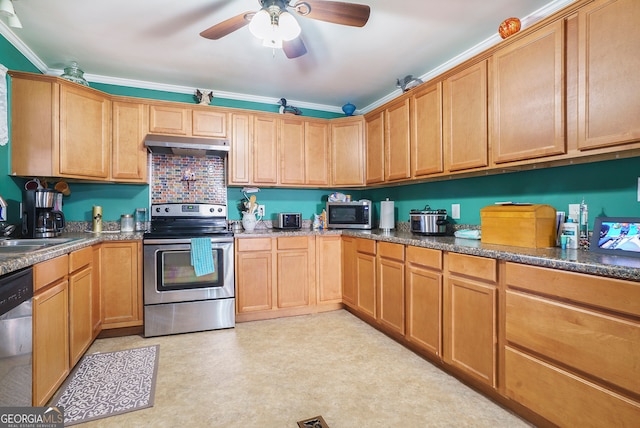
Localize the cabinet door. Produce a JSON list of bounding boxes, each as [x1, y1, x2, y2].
[[406, 247, 442, 357], [385, 98, 411, 181], [578, 0, 640, 150], [365, 111, 385, 184], [443, 60, 488, 172], [491, 20, 565, 163], [100, 242, 142, 328], [444, 276, 497, 387], [236, 251, 273, 313], [317, 235, 343, 304], [69, 265, 92, 367], [305, 121, 330, 186], [192, 109, 227, 138], [357, 252, 376, 319], [277, 249, 311, 308], [280, 117, 306, 185], [229, 113, 252, 185], [411, 82, 443, 177], [341, 237, 357, 308], [59, 84, 110, 179], [33, 280, 69, 406], [331, 117, 365, 186], [253, 115, 278, 184], [92, 245, 102, 338], [377, 242, 405, 335], [148, 104, 190, 135], [9, 75, 57, 177], [111, 100, 148, 182]]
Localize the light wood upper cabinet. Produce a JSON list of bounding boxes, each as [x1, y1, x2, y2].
[[192, 109, 227, 138], [491, 20, 566, 164], [304, 120, 330, 186], [443, 60, 489, 172], [229, 113, 252, 185], [411, 82, 444, 177], [58, 83, 111, 179], [111, 99, 148, 182], [9, 72, 111, 180], [365, 110, 385, 184], [577, 0, 640, 150], [253, 114, 279, 185], [331, 116, 365, 186], [148, 104, 228, 138], [385, 98, 411, 181], [279, 117, 306, 185]]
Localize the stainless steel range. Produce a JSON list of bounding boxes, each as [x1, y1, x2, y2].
[[143, 203, 234, 337]]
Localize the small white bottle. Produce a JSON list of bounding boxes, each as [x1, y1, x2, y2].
[[561, 220, 579, 249]]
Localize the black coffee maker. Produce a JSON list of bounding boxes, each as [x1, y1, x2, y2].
[[22, 189, 65, 238]]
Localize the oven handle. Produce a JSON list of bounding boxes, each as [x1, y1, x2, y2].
[[143, 237, 234, 245]]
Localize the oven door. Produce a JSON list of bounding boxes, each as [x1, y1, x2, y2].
[[143, 237, 234, 305]]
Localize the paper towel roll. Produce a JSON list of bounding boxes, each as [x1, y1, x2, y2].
[[380, 199, 395, 230]]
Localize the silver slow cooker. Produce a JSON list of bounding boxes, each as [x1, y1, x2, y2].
[[410, 208, 448, 235]]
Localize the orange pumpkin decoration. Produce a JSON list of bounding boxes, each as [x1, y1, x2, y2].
[[499, 17, 521, 39]]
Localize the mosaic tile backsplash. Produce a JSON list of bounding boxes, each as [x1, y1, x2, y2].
[[150, 154, 227, 204]]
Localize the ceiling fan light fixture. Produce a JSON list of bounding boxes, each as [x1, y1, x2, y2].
[[249, 8, 272, 39], [0, 0, 16, 17], [278, 11, 301, 41]]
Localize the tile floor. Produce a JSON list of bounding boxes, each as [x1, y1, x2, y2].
[[74, 310, 532, 427]]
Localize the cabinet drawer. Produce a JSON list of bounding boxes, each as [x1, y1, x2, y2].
[[277, 236, 309, 250], [69, 246, 93, 272], [447, 253, 496, 282], [506, 290, 640, 395], [356, 238, 376, 255], [506, 262, 640, 317], [406, 246, 442, 270], [34, 255, 69, 292], [236, 237, 272, 252], [505, 346, 640, 427], [378, 242, 404, 261]]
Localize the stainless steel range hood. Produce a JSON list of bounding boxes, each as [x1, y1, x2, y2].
[[144, 134, 230, 157]]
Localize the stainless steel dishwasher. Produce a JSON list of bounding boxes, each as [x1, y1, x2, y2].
[[0, 267, 33, 406]]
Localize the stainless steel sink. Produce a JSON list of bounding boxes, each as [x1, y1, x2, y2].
[[0, 238, 80, 255]]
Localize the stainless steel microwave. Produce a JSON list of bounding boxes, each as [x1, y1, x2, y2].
[[326, 200, 373, 229]]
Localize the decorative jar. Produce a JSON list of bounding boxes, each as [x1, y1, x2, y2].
[[242, 212, 257, 232], [60, 61, 90, 86], [342, 102, 356, 116], [499, 17, 521, 39]]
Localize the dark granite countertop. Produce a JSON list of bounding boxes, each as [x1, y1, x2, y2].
[[236, 228, 640, 282], [0, 231, 143, 276]]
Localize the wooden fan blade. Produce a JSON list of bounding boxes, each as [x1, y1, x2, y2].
[[283, 36, 307, 59], [200, 11, 253, 40], [298, 1, 370, 27]]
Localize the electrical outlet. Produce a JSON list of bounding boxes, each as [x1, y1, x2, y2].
[[451, 204, 460, 220], [257, 205, 265, 217]]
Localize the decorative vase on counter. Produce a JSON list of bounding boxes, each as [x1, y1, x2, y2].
[[342, 102, 356, 116], [242, 212, 257, 232]]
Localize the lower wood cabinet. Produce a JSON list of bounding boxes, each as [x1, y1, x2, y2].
[[236, 235, 340, 322], [99, 241, 143, 329], [443, 253, 497, 388], [68, 247, 94, 367], [405, 246, 443, 358], [32, 255, 69, 406], [341, 236, 357, 308], [355, 238, 376, 321], [377, 242, 405, 336], [504, 262, 640, 426]]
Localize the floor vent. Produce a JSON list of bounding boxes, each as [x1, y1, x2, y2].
[[297, 415, 329, 428]]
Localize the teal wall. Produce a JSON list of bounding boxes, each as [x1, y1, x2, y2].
[[364, 157, 640, 230], [2, 34, 639, 230]]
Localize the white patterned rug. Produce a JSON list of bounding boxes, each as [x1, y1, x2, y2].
[[53, 345, 159, 426]]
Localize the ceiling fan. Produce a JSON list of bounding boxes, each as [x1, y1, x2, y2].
[[200, 0, 371, 59]]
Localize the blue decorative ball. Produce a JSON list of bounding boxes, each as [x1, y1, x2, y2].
[[342, 102, 356, 116]]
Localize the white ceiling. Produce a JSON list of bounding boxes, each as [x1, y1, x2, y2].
[[2, 0, 574, 114]]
